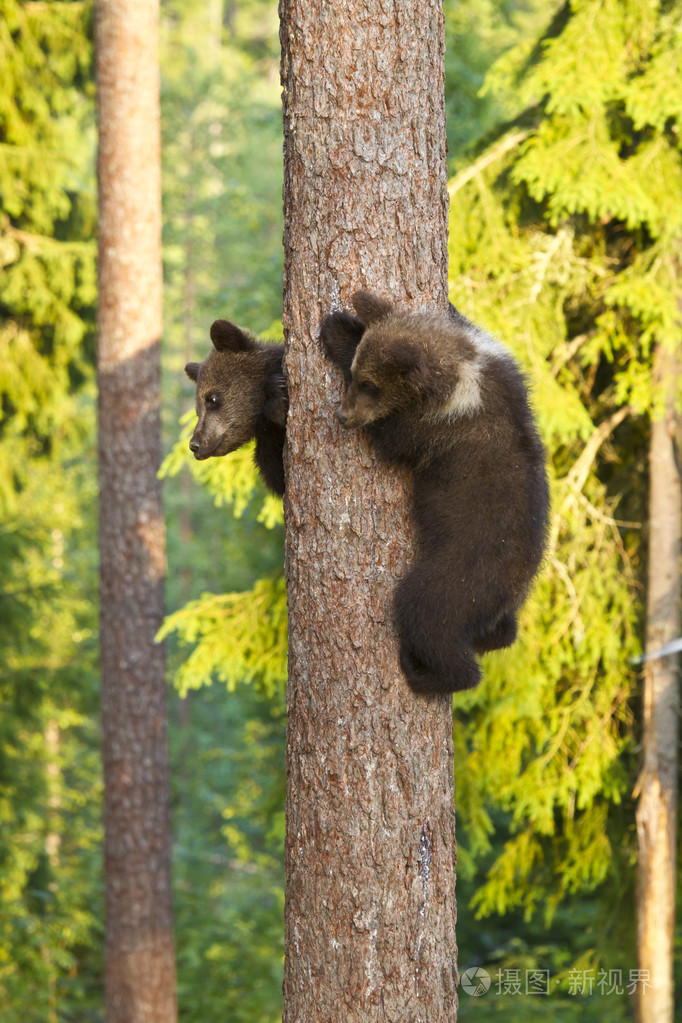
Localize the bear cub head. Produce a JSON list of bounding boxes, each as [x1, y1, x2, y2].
[[322, 290, 474, 430], [185, 319, 286, 462]]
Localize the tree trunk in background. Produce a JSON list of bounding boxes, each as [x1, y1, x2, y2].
[[280, 1, 458, 1020], [636, 339, 681, 1023], [95, 2, 177, 1021]]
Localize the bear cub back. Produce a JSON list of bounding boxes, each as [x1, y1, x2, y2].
[[320, 290, 549, 694], [185, 319, 287, 495]]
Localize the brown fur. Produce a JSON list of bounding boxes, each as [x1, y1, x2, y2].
[[320, 291, 549, 694], [185, 319, 287, 495]]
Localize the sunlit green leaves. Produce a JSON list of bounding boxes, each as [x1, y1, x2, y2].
[[0, 3, 100, 1017], [449, 0, 682, 947], [0, 0, 96, 448], [485, 0, 682, 243], [159, 576, 287, 704], [158, 6, 286, 1014], [160, 411, 283, 528]]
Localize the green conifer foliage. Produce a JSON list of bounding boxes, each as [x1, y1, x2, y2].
[[159, 0, 682, 1014], [0, 0, 96, 438], [158, 0, 286, 701], [443, 0, 556, 161], [158, 0, 286, 698], [158, 4, 287, 1017], [448, 0, 681, 944], [0, 2, 100, 1017]]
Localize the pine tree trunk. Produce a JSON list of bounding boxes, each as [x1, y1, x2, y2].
[[280, 1, 458, 1020], [44, 718, 61, 1023], [95, 2, 177, 1020], [636, 339, 681, 1023]]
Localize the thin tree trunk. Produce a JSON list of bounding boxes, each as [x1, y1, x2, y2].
[[44, 718, 61, 1023], [96, 2, 177, 1020], [280, 1, 458, 1020], [636, 339, 681, 1023]]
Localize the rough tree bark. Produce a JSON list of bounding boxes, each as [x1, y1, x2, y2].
[[280, 2, 458, 1020], [636, 339, 681, 1023], [95, 2, 177, 1020]]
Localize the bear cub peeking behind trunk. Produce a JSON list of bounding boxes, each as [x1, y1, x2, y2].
[[320, 290, 549, 695], [185, 319, 287, 496]]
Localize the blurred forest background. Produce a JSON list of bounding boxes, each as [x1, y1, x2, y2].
[[1, 0, 681, 1019]]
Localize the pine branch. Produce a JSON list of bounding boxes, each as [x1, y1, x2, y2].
[[566, 406, 631, 494], [4, 223, 94, 253], [447, 130, 529, 197], [550, 333, 589, 377]]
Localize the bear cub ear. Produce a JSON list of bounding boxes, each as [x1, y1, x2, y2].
[[351, 290, 394, 326], [210, 319, 253, 354], [185, 361, 201, 381], [382, 338, 428, 378]]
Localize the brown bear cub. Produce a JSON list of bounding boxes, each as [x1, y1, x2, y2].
[[185, 319, 287, 495], [320, 291, 549, 695]]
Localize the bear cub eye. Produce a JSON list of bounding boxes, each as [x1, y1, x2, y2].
[[205, 394, 221, 409], [357, 380, 379, 397]]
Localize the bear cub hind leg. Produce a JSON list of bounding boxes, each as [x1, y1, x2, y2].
[[393, 567, 482, 693], [471, 610, 518, 654], [399, 642, 482, 695]]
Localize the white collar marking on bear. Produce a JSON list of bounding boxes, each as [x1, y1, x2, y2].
[[437, 328, 511, 420]]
